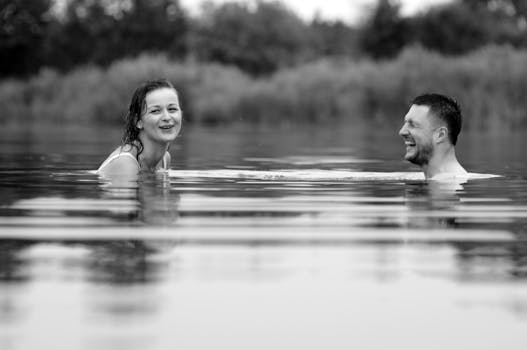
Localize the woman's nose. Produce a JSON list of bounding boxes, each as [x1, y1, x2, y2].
[[161, 108, 171, 120]]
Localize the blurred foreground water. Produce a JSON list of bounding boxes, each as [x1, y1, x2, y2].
[[1, 121, 527, 350]]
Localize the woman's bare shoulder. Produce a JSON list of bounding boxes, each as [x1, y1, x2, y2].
[[97, 156, 140, 184], [97, 144, 139, 175], [113, 144, 137, 156]]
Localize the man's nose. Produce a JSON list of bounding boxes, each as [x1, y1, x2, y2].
[[398, 125, 407, 136]]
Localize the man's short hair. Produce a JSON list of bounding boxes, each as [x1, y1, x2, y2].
[[411, 93, 462, 145]]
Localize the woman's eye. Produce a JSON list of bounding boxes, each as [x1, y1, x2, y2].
[[169, 108, 179, 113], [150, 109, 161, 114]]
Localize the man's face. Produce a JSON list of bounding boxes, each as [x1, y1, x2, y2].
[[398, 105, 437, 166]]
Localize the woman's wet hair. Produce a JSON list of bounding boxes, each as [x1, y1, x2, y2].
[[122, 78, 178, 156]]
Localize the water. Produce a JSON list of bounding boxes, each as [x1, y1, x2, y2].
[[1, 122, 527, 350]]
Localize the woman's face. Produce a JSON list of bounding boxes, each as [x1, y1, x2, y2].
[[138, 88, 182, 145]]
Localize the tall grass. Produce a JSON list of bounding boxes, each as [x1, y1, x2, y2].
[[235, 45, 527, 129], [1, 45, 526, 128], [0, 55, 252, 125]]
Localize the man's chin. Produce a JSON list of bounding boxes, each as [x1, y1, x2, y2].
[[405, 153, 422, 166], [404, 144, 433, 166], [404, 152, 415, 162]]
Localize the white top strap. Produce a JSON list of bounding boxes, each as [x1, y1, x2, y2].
[[96, 152, 139, 173]]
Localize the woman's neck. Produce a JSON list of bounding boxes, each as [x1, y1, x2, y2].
[[136, 137, 168, 171]]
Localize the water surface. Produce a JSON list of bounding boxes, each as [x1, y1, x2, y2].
[[1, 122, 527, 350]]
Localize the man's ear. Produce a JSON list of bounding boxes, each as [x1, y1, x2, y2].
[[435, 126, 448, 144]]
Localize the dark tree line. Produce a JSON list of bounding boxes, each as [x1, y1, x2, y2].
[[1, 0, 189, 77], [360, 0, 527, 58], [2, 0, 527, 78]]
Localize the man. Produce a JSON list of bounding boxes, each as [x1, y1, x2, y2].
[[399, 93, 467, 180]]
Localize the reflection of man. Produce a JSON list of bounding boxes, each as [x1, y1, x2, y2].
[[403, 181, 462, 229], [399, 93, 467, 180]]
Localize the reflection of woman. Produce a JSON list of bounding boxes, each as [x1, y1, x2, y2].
[[137, 173, 180, 226], [97, 79, 182, 179]]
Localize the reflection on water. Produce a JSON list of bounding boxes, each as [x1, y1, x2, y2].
[[1, 123, 527, 349], [98, 171, 181, 227], [402, 180, 464, 229]]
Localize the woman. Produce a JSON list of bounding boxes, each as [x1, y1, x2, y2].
[[97, 79, 182, 179]]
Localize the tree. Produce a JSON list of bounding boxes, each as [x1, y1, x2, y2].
[[411, 2, 491, 55], [310, 18, 359, 58], [44, 0, 189, 71], [460, 0, 527, 47], [117, 0, 188, 59], [44, 0, 118, 69], [190, 1, 312, 75], [462, 0, 527, 19], [0, 0, 54, 77], [358, 0, 410, 59]]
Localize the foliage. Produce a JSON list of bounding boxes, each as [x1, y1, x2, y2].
[[43, 0, 188, 70], [189, 1, 314, 75], [0, 54, 251, 125], [3, 0, 527, 78], [0, 0, 53, 77], [461, 0, 527, 47], [2, 46, 527, 129], [358, 0, 410, 59], [310, 18, 359, 57], [462, 0, 527, 19], [410, 2, 491, 55]]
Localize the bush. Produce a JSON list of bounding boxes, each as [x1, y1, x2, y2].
[[1, 46, 527, 129], [232, 45, 527, 128]]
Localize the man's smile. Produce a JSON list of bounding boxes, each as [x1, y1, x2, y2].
[[403, 137, 416, 147]]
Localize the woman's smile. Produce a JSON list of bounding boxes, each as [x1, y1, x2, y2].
[[159, 124, 175, 130]]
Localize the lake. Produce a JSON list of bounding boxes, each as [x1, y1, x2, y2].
[[1, 121, 527, 350]]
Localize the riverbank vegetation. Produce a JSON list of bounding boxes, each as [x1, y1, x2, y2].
[[2, 0, 527, 128], [3, 0, 527, 78], [1, 45, 526, 128]]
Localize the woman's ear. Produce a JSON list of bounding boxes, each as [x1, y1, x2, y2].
[[136, 119, 143, 130]]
